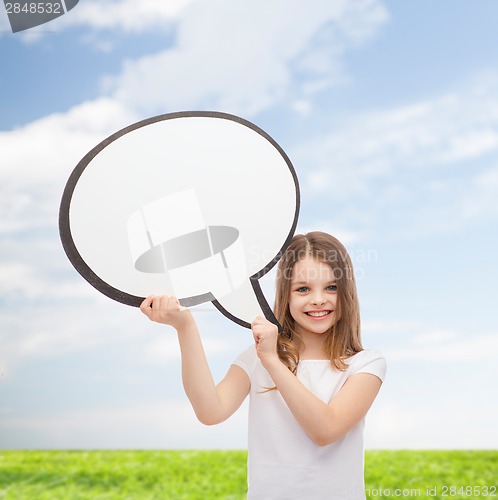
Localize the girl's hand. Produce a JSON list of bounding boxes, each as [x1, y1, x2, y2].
[[251, 316, 279, 369], [140, 295, 192, 331]]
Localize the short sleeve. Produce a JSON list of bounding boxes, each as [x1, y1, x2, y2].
[[349, 349, 387, 382], [232, 344, 258, 379]]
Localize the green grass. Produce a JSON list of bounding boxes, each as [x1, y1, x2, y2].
[[0, 450, 247, 500], [365, 450, 497, 499], [0, 450, 496, 499]]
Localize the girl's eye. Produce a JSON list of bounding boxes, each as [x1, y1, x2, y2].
[[296, 286, 309, 293], [327, 285, 337, 292]]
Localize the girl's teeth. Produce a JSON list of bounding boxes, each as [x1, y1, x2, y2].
[[307, 311, 329, 317]]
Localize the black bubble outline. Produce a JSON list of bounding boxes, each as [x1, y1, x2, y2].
[[59, 111, 300, 330]]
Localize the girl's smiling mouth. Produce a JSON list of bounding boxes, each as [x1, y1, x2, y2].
[[305, 310, 332, 318]]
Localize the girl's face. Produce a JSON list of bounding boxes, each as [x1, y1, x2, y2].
[[288, 255, 338, 336]]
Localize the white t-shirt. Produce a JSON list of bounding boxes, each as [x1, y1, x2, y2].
[[232, 346, 386, 500]]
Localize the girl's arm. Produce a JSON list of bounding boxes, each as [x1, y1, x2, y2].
[[141, 295, 250, 425], [252, 317, 382, 446]]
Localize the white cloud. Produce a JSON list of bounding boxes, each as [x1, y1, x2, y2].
[[0, 294, 249, 373], [0, 400, 249, 449], [107, 0, 388, 116], [12, 273, 84, 302], [291, 99, 313, 117], [385, 332, 498, 362], [0, 285, 248, 450], [0, 99, 131, 186], [0, 0, 196, 40], [460, 165, 498, 220], [0, 98, 137, 234], [0, 300, 136, 367], [367, 400, 498, 449], [291, 72, 498, 238], [294, 78, 498, 198], [65, 0, 196, 32], [412, 330, 457, 345], [363, 320, 498, 363], [364, 326, 498, 449], [4, 0, 389, 51], [363, 319, 425, 335]]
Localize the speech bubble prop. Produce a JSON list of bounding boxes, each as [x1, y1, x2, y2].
[[59, 111, 300, 329]]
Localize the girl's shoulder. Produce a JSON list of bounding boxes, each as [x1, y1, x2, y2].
[[346, 348, 387, 381], [232, 344, 258, 376], [347, 348, 385, 362]]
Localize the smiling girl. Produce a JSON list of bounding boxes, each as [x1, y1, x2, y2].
[[140, 231, 386, 499]]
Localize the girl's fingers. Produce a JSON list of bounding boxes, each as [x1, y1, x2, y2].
[[140, 296, 154, 317], [251, 316, 266, 328], [142, 295, 154, 307], [251, 317, 277, 335], [152, 296, 162, 311], [140, 295, 188, 326], [150, 295, 176, 311]]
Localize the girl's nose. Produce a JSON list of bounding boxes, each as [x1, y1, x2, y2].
[[311, 293, 326, 305]]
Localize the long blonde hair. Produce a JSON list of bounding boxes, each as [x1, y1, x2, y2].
[[274, 231, 363, 372]]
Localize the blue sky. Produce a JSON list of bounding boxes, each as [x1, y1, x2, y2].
[[1, 0, 497, 450]]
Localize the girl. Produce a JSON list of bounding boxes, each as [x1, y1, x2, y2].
[[140, 232, 386, 499]]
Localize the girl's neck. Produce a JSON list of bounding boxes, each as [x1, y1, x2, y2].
[[298, 329, 328, 360]]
